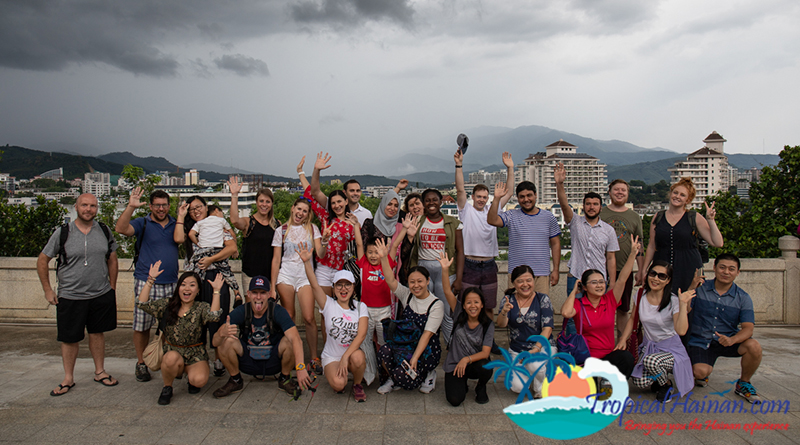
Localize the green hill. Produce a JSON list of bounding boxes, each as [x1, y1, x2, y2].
[[0, 145, 125, 180]]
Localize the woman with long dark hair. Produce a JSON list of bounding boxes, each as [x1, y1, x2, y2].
[[615, 260, 695, 402], [137, 261, 222, 405], [437, 254, 494, 406], [398, 192, 424, 286], [495, 265, 554, 399]]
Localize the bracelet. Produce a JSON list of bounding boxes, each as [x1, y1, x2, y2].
[[176, 221, 184, 225], [298, 171, 306, 176], [455, 165, 463, 168], [499, 311, 508, 317], [468, 356, 472, 363], [213, 291, 221, 295]]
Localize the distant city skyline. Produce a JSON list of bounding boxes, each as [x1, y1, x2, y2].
[[1, 0, 797, 176]]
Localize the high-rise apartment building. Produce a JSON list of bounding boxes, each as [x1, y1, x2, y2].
[[515, 140, 608, 208], [83, 172, 111, 196], [668, 131, 729, 208]]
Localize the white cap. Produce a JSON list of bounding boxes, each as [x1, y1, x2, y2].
[[332, 270, 356, 284]]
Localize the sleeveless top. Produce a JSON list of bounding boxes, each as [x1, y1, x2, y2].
[[242, 217, 276, 277]]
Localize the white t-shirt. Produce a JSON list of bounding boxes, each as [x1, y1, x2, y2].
[[458, 202, 498, 257], [638, 293, 680, 342], [394, 284, 444, 334], [321, 300, 369, 367], [351, 205, 373, 226], [418, 217, 446, 261], [193, 216, 231, 248], [271, 224, 321, 269]]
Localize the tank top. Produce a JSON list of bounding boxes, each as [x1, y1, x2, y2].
[[242, 217, 276, 277]]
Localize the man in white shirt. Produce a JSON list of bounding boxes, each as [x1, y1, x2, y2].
[[455, 149, 514, 318]]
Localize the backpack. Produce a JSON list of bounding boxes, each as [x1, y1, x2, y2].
[[556, 302, 592, 366], [653, 210, 709, 263], [56, 222, 114, 271], [381, 295, 438, 365]]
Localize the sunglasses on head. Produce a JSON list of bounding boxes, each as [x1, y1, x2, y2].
[[648, 271, 669, 281]]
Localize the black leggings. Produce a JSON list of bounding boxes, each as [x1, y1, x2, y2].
[[444, 359, 493, 407], [601, 349, 635, 379]]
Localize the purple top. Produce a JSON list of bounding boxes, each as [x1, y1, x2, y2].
[[632, 334, 693, 398]]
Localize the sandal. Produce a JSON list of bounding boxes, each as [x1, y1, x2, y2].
[[50, 383, 75, 396], [94, 370, 119, 387]]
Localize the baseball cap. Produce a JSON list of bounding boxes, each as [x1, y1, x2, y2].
[[332, 270, 356, 284], [249, 276, 271, 292]]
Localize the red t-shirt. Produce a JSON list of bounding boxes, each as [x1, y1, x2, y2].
[[573, 290, 620, 359], [357, 256, 396, 308]]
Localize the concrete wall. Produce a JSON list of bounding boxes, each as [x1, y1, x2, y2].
[[2, 237, 799, 326]]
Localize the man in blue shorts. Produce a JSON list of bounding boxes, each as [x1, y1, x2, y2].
[[212, 276, 312, 398], [115, 187, 179, 382], [688, 253, 763, 404]]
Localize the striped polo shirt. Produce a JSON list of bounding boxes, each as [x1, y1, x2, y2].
[[499, 208, 561, 277], [566, 214, 619, 280]]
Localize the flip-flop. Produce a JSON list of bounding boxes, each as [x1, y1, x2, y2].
[[50, 383, 75, 396], [94, 375, 119, 387]]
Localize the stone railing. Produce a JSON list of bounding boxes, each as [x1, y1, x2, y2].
[[1, 235, 798, 326]]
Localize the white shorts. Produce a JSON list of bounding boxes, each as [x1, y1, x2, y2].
[[315, 264, 338, 287], [276, 262, 311, 292], [366, 305, 392, 346]]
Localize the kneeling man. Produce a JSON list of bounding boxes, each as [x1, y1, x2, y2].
[[212, 276, 312, 397], [688, 254, 762, 404]]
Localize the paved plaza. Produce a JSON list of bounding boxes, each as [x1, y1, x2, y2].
[[0, 325, 798, 444]]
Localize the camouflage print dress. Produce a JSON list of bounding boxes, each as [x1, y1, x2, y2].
[[137, 298, 221, 365]]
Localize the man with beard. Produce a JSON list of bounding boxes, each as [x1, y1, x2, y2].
[[554, 163, 619, 295], [488, 181, 561, 293], [599, 179, 645, 335], [38, 193, 119, 396], [115, 187, 180, 383], [211, 276, 312, 398]]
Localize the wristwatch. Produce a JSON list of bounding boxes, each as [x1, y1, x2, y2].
[[295, 363, 306, 371]]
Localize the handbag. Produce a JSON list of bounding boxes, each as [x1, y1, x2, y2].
[[143, 309, 169, 371], [556, 302, 592, 365], [342, 238, 361, 300], [627, 288, 645, 363]]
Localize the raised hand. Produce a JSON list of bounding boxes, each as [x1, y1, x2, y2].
[[296, 244, 314, 263], [494, 182, 508, 199], [297, 156, 306, 174], [128, 187, 146, 208], [227, 176, 242, 195], [374, 237, 389, 258], [396, 179, 409, 190], [554, 163, 566, 185], [630, 235, 642, 256], [177, 201, 188, 218], [315, 152, 332, 171], [437, 251, 453, 271], [454, 149, 464, 165], [344, 213, 359, 227], [678, 287, 696, 305], [502, 151, 514, 168], [208, 273, 225, 292], [705, 201, 716, 221], [148, 260, 164, 280], [690, 268, 706, 290]]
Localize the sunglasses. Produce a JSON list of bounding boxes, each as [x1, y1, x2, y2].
[[648, 271, 670, 281]]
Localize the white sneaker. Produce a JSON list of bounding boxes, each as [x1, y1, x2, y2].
[[377, 378, 396, 394], [420, 370, 436, 394]]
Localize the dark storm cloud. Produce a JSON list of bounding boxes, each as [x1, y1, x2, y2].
[[291, 0, 415, 27], [213, 54, 269, 77]]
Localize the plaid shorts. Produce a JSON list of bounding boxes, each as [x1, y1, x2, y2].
[[133, 279, 176, 332]]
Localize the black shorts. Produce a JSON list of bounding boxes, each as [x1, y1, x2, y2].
[[613, 269, 634, 313], [688, 341, 743, 367], [199, 270, 231, 346], [57, 289, 117, 343]]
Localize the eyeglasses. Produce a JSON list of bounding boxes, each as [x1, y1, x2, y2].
[[189, 205, 204, 213], [151, 204, 169, 209], [585, 280, 605, 286], [334, 282, 353, 289], [648, 271, 670, 281]]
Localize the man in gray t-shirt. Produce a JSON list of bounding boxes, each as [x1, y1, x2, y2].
[[37, 193, 119, 396]]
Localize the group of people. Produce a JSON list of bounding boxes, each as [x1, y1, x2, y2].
[[36, 149, 764, 408]]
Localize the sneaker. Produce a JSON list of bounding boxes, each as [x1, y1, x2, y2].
[[420, 370, 436, 394], [377, 378, 397, 394], [656, 381, 674, 403], [135, 362, 151, 382], [213, 359, 226, 377], [278, 374, 298, 395], [352, 383, 367, 402], [597, 378, 613, 401], [213, 377, 243, 398], [475, 383, 489, 404], [695, 377, 708, 387], [735, 380, 763, 404], [309, 358, 323, 376], [188, 383, 201, 394], [157, 386, 173, 405]]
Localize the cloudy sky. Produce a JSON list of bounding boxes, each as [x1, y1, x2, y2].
[[1, 0, 798, 175]]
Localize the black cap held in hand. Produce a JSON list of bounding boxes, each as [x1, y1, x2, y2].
[[457, 133, 469, 154]]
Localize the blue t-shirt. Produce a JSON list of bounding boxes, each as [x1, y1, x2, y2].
[[504, 292, 555, 353], [498, 208, 561, 277], [228, 302, 296, 353], [688, 279, 755, 349], [131, 214, 179, 284]]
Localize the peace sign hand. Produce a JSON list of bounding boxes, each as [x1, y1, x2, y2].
[[705, 201, 717, 221]]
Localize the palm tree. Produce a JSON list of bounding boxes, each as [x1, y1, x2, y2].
[[484, 347, 531, 394]]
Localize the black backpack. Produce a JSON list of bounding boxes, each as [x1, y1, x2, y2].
[[56, 222, 114, 271], [653, 210, 709, 263]]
